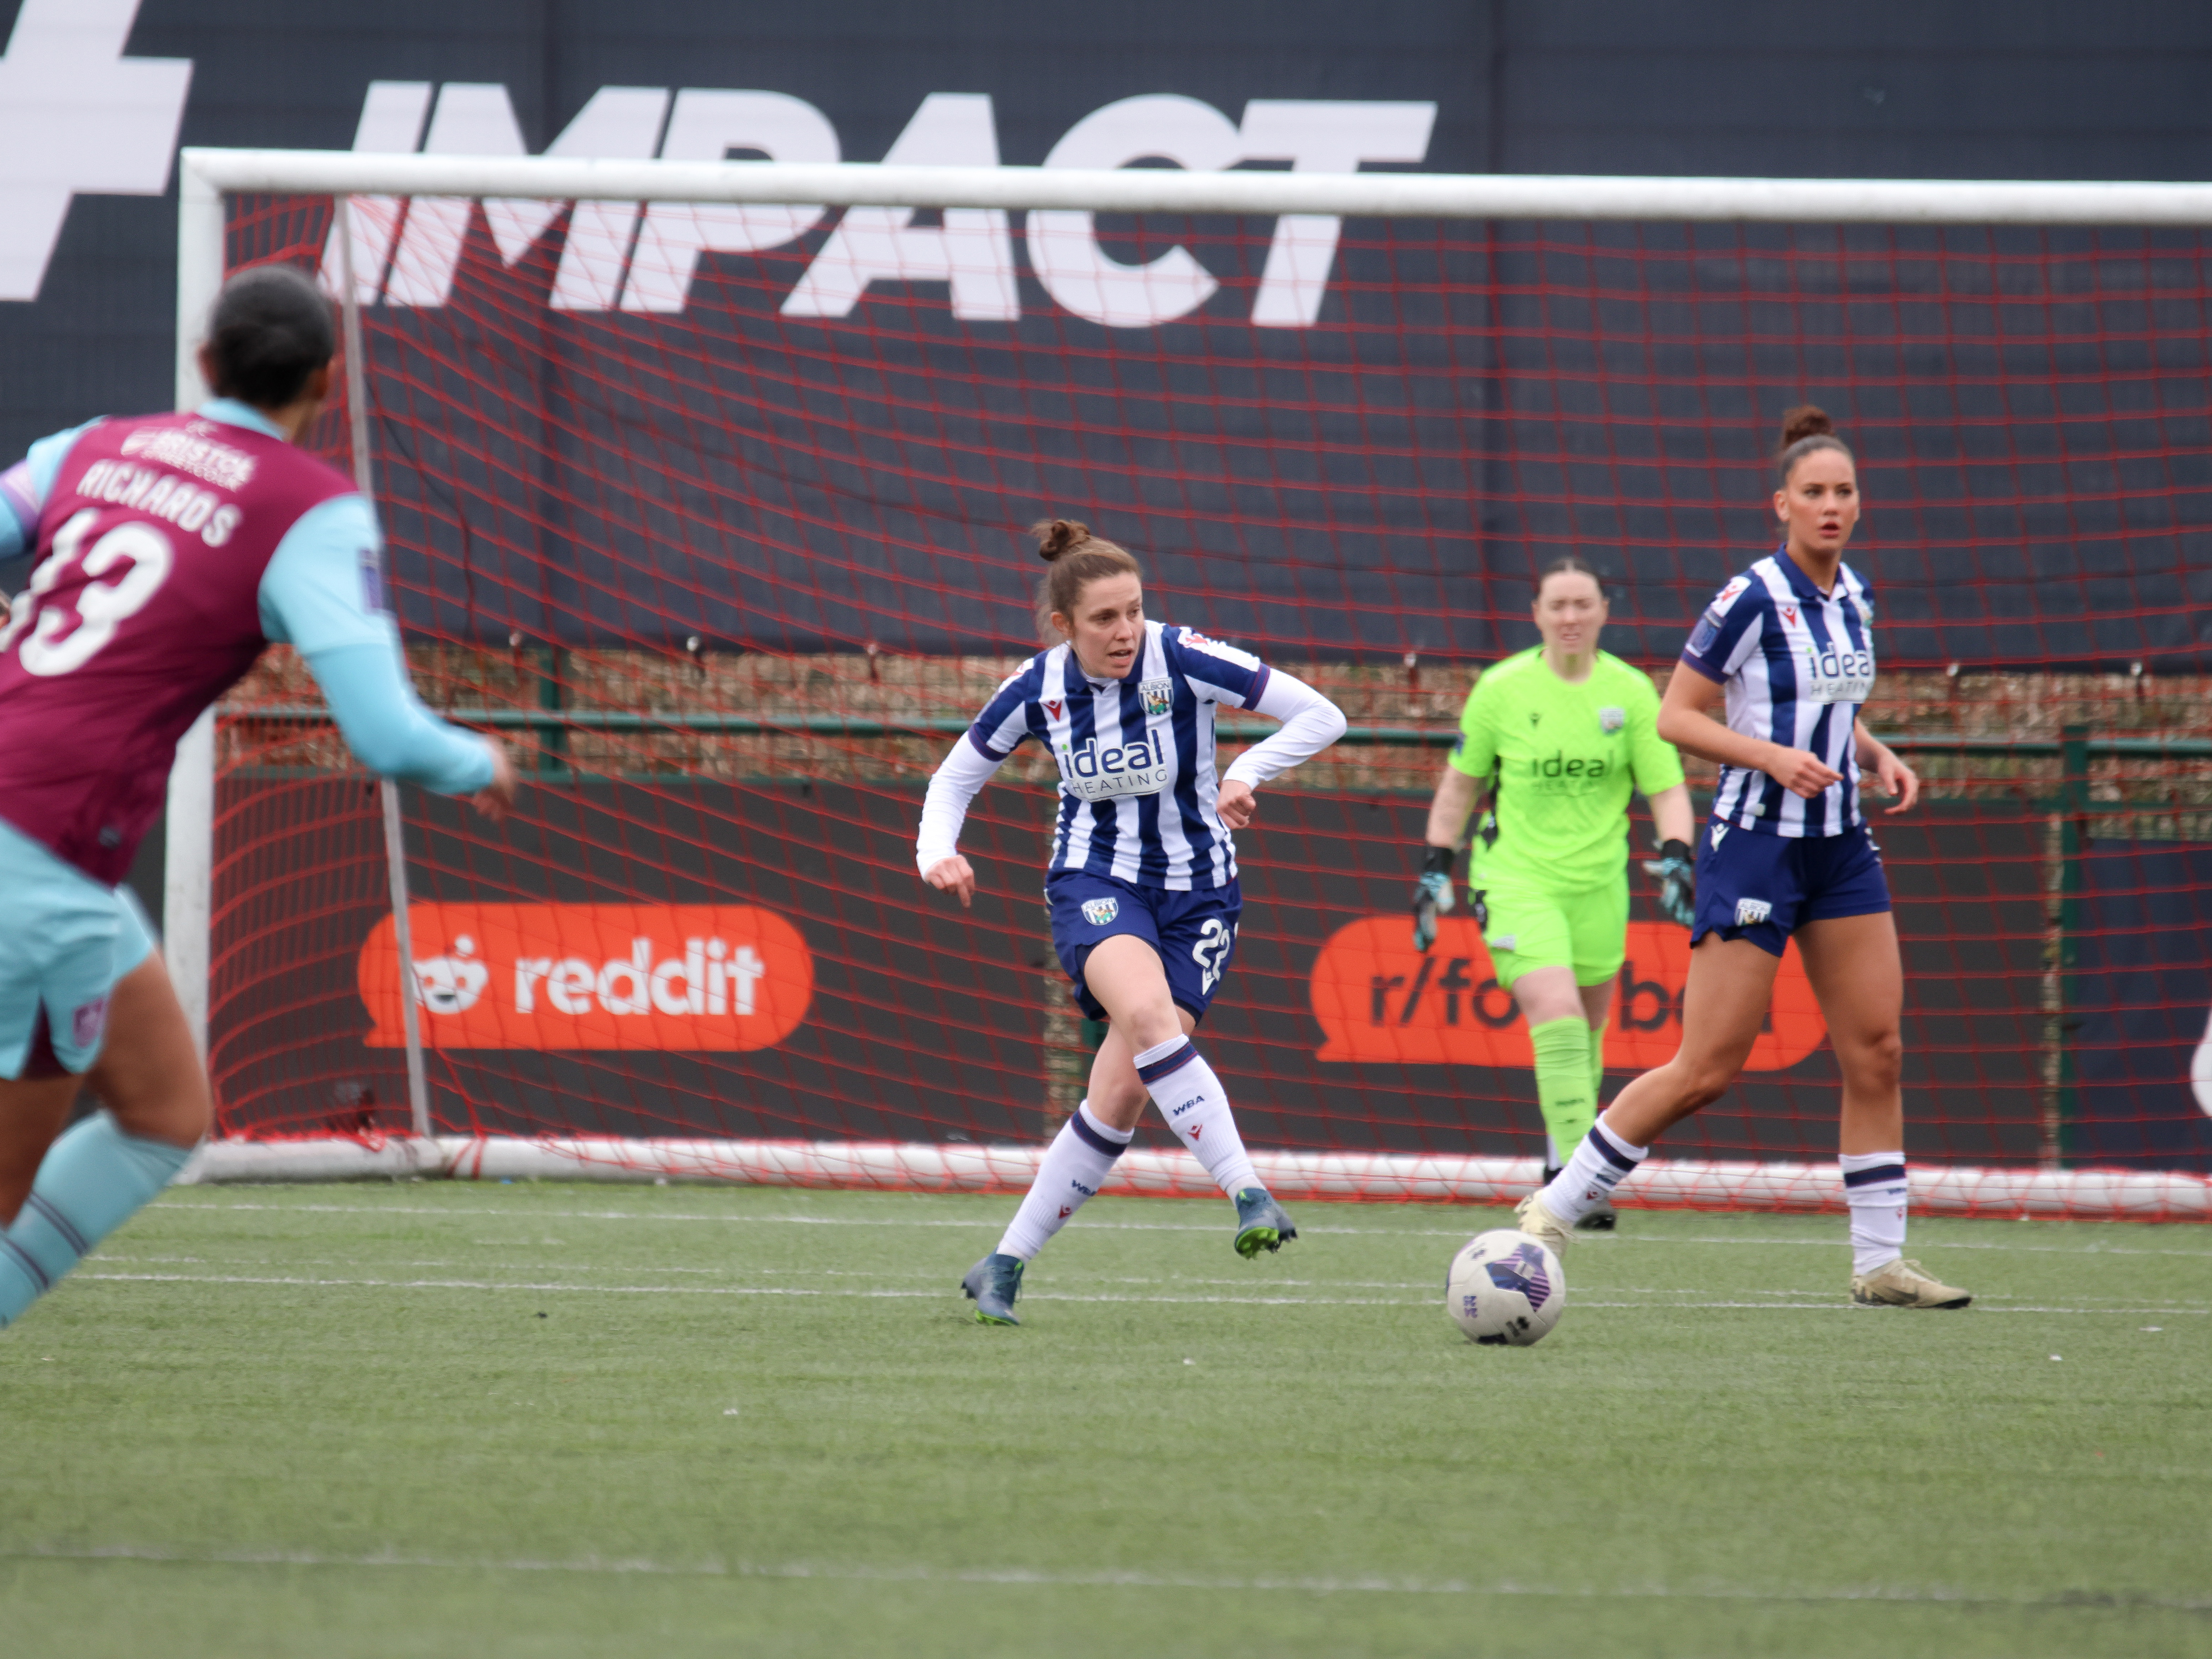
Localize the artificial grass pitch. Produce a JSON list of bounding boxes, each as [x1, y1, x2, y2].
[[0, 1183, 2206, 1659]]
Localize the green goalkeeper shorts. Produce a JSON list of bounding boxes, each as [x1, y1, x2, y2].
[[1471, 871, 1629, 990]]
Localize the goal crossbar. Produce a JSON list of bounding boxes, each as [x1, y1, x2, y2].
[[178, 147, 2212, 225]]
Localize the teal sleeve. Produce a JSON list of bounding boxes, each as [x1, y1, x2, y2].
[[256, 494, 396, 652], [261, 492, 491, 792], [0, 419, 102, 562], [302, 643, 497, 796]]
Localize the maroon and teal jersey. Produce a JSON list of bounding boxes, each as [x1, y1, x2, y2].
[[0, 409, 355, 883]]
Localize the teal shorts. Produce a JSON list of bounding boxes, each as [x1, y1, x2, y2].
[[0, 818, 158, 1080]]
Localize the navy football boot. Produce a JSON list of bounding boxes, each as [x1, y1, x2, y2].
[[1232, 1189, 1297, 1258], [961, 1252, 1025, 1325]]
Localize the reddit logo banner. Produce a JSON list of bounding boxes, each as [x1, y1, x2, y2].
[[357, 904, 812, 1052], [1310, 916, 1823, 1070]]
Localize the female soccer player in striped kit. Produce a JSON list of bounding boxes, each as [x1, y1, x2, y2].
[[0, 265, 514, 1330], [918, 520, 1346, 1325], [1411, 558, 1696, 1226], [1515, 408, 1970, 1309]]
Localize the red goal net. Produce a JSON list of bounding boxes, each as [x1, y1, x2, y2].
[[201, 187, 2212, 1210]]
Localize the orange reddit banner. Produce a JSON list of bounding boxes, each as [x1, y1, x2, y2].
[[1310, 916, 1823, 1071], [357, 904, 812, 1052]]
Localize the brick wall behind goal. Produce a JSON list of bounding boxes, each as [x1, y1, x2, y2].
[[210, 776, 2052, 1166]]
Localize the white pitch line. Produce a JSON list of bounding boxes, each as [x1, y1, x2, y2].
[[84, 1257, 2212, 1310], [95, 1265, 1451, 1309], [71, 1272, 2209, 1316], [77, 1272, 1412, 1308], [148, 1200, 2212, 1258], [7, 1542, 2208, 1612], [1574, 1301, 2211, 1315]]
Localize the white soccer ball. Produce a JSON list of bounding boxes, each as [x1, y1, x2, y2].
[[1446, 1228, 1565, 1346]]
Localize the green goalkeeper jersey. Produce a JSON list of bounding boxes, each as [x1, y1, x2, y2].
[[1448, 648, 1685, 891]]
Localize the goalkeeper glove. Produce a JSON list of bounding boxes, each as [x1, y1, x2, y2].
[[1412, 845, 1456, 952], [1642, 838, 1697, 929]]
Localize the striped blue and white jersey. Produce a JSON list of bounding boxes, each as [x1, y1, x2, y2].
[[1680, 552, 1875, 838], [965, 622, 1273, 890]]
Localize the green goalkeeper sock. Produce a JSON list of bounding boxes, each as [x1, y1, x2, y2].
[[1588, 1014, 1609, 1110], [1528, 1016, 1596, 1168]]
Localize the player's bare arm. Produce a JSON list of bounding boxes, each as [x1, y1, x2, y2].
[[473, 738, 519, 821], [1854, 719, 1918, 813], [1645, 781, 1694, 848], [1423, 762, 1485, 850], [1658, 660, 1841, 799]]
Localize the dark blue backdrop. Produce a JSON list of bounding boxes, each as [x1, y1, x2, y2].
[[7, 0, 2212, 665], [2071, 840, 2212, 1170]]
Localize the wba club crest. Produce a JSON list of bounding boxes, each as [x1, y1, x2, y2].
[[1598, 705, 1625, 733], [1139, 677, 1173, 718], [1082, 897, 1120, 926]]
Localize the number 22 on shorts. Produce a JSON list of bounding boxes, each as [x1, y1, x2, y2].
[[1191, 917, 1236, 994]]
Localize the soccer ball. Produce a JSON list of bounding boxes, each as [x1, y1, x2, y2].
[[1445, 1229, 1565, 1346]]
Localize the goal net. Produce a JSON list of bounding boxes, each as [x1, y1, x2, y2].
[[172, 151, 2212, 1217]]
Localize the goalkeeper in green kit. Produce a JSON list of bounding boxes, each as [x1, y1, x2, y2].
[[1414, 558, 1695, 1226]]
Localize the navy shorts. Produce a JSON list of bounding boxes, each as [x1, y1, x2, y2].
[[1690, 821, 1891, 958], [1046, 871, 1242, 1024]]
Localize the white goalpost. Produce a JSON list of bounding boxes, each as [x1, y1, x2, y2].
[[163, 145, 2212, 1220]]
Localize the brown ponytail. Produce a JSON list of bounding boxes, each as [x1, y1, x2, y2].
[[1777, 403, 1853, 484], [1031, 517, 1143, 643]]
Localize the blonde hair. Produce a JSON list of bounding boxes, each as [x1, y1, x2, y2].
[[1030, 518, 1143, 643]]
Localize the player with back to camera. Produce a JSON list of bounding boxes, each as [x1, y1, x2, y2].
[[0, 264, 516, 1331], [1514, 407, 1971, 1309], [919, 519, 1348, 1325], [1412, 557, 1695, 1227]]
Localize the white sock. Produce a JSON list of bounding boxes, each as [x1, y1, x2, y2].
[[1536, 1118, 1647, 1225], [1841, 1151, 1908, 1277], [996, 1102, 1132, 1261], [1134, 1035, 1260, 1197]]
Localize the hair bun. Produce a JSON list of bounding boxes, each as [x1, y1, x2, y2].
[[1030, 517, 1092, 562], [1780, 404, 1834, 449]]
